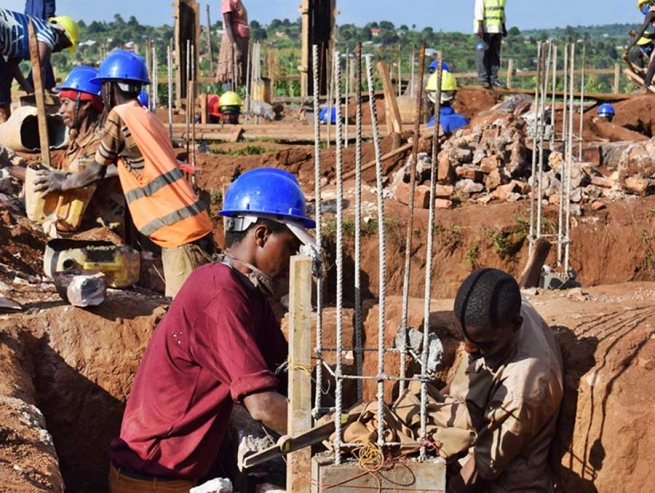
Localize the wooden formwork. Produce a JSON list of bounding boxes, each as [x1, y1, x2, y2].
[[172, 0, 200, 108], [300, 0, 336, 98]]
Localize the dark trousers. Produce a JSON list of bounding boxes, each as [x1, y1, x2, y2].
[[476, 33, 503, 84]]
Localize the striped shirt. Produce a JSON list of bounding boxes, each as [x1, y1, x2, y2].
[[96, 101, 146, 178], [0, 8, 56, 59]]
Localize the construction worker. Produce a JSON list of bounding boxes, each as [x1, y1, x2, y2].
[[108, 168, 315, 493], [428, 60, 450, 74], [425, 71, 469, 134], [216, 0, 250, 88], [445, 268, 563, 492], [207, 94, 222, 123], [24, 0, 57, 92], [597, 103, 615, 123], [219, 90, 242, 124], [474, 0, 507, 89], [0, 8, 79, 122], [624, 0, 655, 93], [33, 50, 214, 298], [629, 29, 655, 69]]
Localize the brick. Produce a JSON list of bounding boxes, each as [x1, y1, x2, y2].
[[590, 175, 611, 188], [591, 200, 606, 211], [480, 156, 501, 174], [492, 182, 520, 201], [485, 169, 503, 191], [438, 153, 455, 184], [624, 177, 651, 195], [393, 182, 431, 208], [435, 198, 453, 209], [435, 184, 454, 198], [455, 165, 483, 182]]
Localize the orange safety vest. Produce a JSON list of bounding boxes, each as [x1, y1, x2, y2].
[[112, 103, 213, 249]]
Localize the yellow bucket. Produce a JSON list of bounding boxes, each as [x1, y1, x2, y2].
[[25, 166, 96, 232]]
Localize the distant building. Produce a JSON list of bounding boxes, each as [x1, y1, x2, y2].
[[371, 28, 381, 37]]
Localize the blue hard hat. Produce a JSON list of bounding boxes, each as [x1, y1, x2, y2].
[[598, 103, 615, 116], [220, 168, 315, 228], [318, 107, 337, 124], [91, 49, 150, 85], [138, 88, 149, 107], [428, 60, 450, 73], [56, 66, 102, 97]]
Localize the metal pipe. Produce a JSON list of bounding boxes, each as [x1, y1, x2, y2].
[[399, 43, 426, 394], [312, 45, 324, 422], [185, 39, 190, 159], [528, 42, 543, 256], [333, 50, 345, 464], [353, 44, 363, 402], [345, 50, 350, 149], [365, 53, 387, 453]]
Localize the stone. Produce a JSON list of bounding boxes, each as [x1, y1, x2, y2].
[[438, 153, 455, 184], [638, 357, 655, 371], [492, 182, 520, 201], [455, 179, 484, 195], [617, 139, 655, 183], [472, 149, 486, 165], [455, 165, 483, 182], [435, 184, 454, 198], [480, 156, 501, 174], [591, 200, 606, 211], [435, 198, 453, 209], [485, 169, 503, 191], [549, 193, 561, 206], [590, 175, 611, 188], [394, 182, 431, 208], [451, 147, 473, 164], [624, 177, 651, 195], [570, 188, 583, 203], [511, 179, 531, 195]]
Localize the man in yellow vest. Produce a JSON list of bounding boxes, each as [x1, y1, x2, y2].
[[474, 0, 507, 89], [34, 50, 214, 299]]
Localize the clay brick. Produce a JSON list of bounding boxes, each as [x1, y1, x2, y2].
[[435, 199, 453, 209], [591, 200, 606, 211], [480, 156, 501, 174], [394, 182, 431, 208], [492, 182, 520, 201], [455, 166, 483, 182], [435, 184, 454, 198], [438, 154, 455, 184]]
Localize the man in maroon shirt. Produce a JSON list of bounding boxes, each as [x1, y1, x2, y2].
[[108, 168, 316, 493]]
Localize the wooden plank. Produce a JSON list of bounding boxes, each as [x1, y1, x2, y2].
[[342, 140, 414, 180], [205, 3, 214, 74], [506, 58, 514, 90], [623, 67, 655, 93], [614, 63, 621, 94], [377, 62, 403, 135], [228, 125, 243, 142], [286, 255, 313, 493], [200, 92, 208, 125], [466, 85, 634, 102], [27, 20, 50, 166], [519, 239, 552, 289]]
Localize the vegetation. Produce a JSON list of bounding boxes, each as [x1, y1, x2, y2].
[[210, 145, 272, 156], [41, 16, 641, 98]]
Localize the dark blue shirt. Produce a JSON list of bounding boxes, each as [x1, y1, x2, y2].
[[427, 106, 469, 134], [0, 8, 56, 60], [24, 0, 56, 20]]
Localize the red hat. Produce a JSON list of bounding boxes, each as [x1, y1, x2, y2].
[[59, 89, 104, 113]]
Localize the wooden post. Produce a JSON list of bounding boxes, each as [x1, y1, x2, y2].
[[28, 20, 50, 166], [200, 92, 208, 125], [268, 51, 276, 93], [286, 255, 313, 493], [299, 0, 310, 97], [506, 58, 514, 89], [206, 3, 214, 74], [614, 63, 621, 94], [377, 61, 403, 136]]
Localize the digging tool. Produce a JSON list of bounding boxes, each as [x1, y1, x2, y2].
[[28, 19, 50, 166], [240, 413, 357, 470]]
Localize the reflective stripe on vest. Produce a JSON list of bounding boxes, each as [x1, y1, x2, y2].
[[124, 167, 185, 205], [484, 0, 506, 27], [112, 102, 212, 248]]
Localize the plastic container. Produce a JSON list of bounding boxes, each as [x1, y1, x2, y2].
[[25, 166, 96, 232], [44, 239, 141, 289]]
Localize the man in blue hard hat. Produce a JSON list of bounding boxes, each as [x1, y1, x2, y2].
[[597, 103, 615, 123], [108, 168, 316, 492], [474, 0, 507, 89], [34, 49, 214, 298]]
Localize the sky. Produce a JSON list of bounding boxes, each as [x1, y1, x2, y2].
[[2, 0, 643, 33]]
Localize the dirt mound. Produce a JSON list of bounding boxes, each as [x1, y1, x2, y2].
[[453, 87, 503, 120], [612, 95, 655, 137], [0, 207, 47, 280]]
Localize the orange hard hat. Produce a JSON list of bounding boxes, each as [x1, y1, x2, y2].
[[208, 94, 221, 117]]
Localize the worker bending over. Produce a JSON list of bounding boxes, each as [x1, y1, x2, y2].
[[0, 8, 79, 122], [34, 50, 213, 298], [625, 0, 655, 93], [108, 168, 315, 492], [445, 268, 563, 492], [426, 71, 469, 135]]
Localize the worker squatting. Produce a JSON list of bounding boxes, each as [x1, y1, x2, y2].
[[0, 4, 563, 492]]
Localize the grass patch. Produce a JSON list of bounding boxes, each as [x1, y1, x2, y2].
[[210, 145, 271, 156], [210, 190, 223, 207], [434, 224, 464, 253], [464, 239, 481, 270], [322, 217, 396, 240]]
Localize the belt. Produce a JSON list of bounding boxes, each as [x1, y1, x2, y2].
[[114, 465, 180, 483]]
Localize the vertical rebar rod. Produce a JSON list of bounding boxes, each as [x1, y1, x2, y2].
[[345, 50, 350, 148], [398, 43, 426, 394], [420, 52, 443, 460], [312, 45, 325, 420], [191, 43, 196, 175], [167, 43, 173, 140], [529, 42, 543, 255], [185, 39, 191, 159], [326, 53, 333, 149], [550, 44, 557, 150], [353, 44, 363, 402], [565, 43, 575, 272], [245, 39, 252, 118], [410, 49, 415, 97], [578, 44, 586, 161], [365, 54, 387, 451], [537, 41, 552, 239], [333, 50, 345, 464], [558, 44, 569, 267]]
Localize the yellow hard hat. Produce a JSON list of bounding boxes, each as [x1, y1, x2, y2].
[[219, 91, 242, 108], [426, 71, 458, 92], [50, 16, 79, 53], [638, 36, 653, 45]]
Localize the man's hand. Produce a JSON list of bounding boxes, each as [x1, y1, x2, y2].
[[234, 43, 243, 63], [33, 169, 67, 197], [502, 24, 508, 38], [477, 27, 485, 39], [622, 50, 630, 62]]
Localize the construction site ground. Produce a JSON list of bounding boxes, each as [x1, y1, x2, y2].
[[1, 87, 655, 492]]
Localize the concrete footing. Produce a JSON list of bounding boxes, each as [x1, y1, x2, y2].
[[311, 455, 447, 492]]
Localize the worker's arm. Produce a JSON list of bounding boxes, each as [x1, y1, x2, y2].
[[38, 41, 52, 73], [7, 58, 34, 94], [243, 390, 288, 435], [33, 161, 107, 196], [625, 14, 655, 54], [223, 12, 241, 61], [474, 0, 485, 38], [448, 453, 486, 493]]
